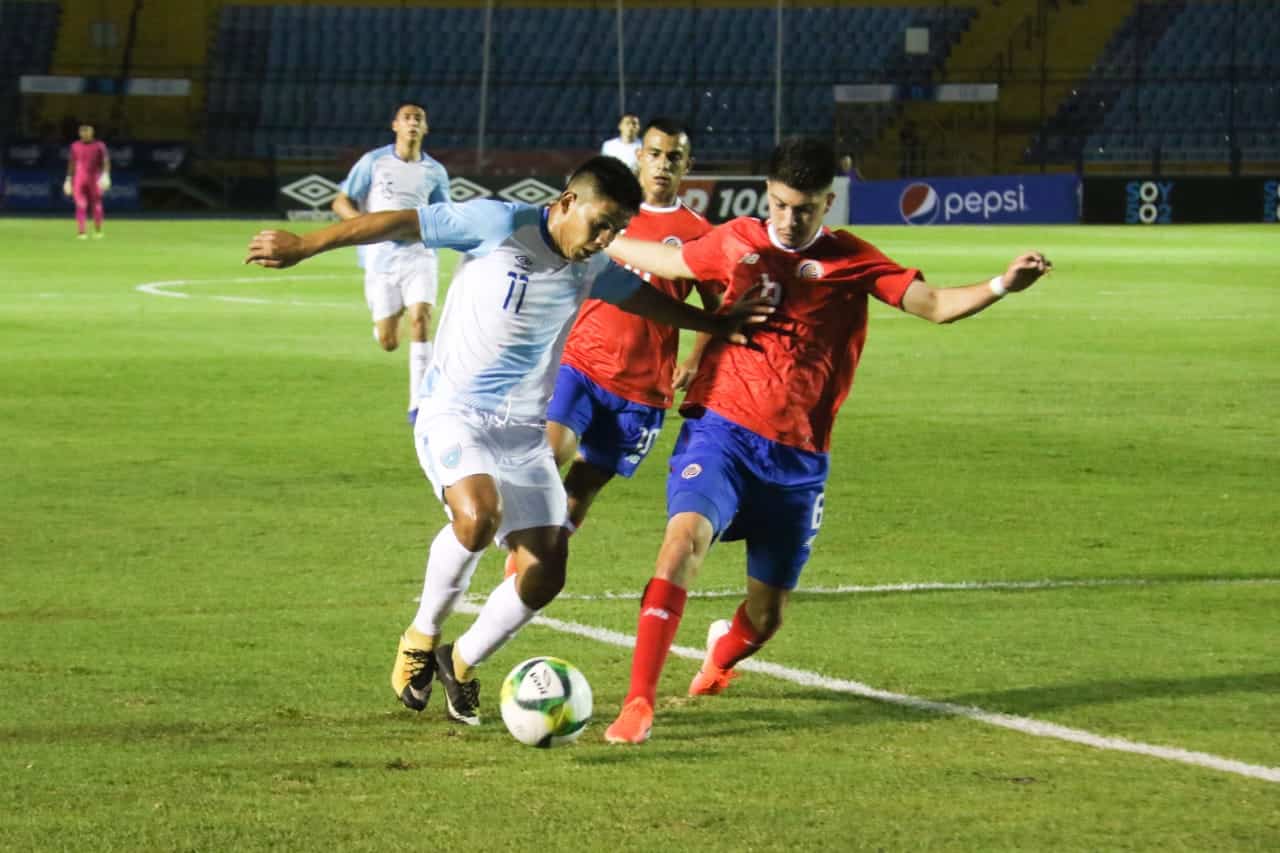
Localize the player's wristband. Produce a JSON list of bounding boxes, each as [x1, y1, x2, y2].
[[988, 275, 1008, 298]]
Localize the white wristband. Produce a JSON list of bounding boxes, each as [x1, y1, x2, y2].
[[988, 275, 1008, 298]]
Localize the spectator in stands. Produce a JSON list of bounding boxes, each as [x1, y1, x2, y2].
[[601, 113, 642, 171]]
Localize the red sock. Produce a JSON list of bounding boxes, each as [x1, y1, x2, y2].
[[625, 578, 687, 706], [711, 602, 770, 670]]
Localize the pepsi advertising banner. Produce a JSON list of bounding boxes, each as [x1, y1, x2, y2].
[[0, 169, 140, 211], [850, 174, 1080, 225], [1082, 177, 1280, 224]]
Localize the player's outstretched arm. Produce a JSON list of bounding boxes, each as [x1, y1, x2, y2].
[[617, 284, 772, 346], [606, 235, 696, 281], [244, 209, 421, 269], [901, 251, 1052, 324], [673, 289, 723, 390]]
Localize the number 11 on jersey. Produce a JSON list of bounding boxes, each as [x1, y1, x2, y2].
[[504, 271, 529, 313]]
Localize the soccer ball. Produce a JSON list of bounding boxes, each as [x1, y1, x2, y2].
[[499, 656, 593, 748]]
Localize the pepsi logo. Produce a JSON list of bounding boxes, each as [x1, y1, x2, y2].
[[899, 182, 940, 225], [662, 235, 683, 248]]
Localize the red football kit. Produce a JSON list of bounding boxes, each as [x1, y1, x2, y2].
[[680, 217, 921, 454], [560, 201, 720, 408], [69, 140, 107, 186]]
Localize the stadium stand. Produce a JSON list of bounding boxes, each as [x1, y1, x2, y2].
[[1031, 0, 1280, 168], [203, 3, 974, 161], [0, 1, 62, 143]]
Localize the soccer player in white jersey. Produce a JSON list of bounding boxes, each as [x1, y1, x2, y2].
[[333, 103, 450, 422], [245, 157, 771, 725], [600, 113, 641, 171]]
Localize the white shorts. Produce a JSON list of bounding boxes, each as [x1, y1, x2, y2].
[[413, 401, 566, 547], [365, 255, 439, 322]]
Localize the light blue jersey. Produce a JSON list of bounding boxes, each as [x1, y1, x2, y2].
[[341, 144, 450, 272], [415, 200, 643, 422]]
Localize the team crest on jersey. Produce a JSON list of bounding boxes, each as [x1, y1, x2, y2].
[[440, 444, 462, 469], [738, 253, 760, 265], [662, 235, 683, 248], [514, 255, 533, 271], [797, 260, 823, 279], [680, 463, 703, 480]]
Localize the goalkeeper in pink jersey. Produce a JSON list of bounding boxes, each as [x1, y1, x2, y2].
[[64, 124, 111, 240]]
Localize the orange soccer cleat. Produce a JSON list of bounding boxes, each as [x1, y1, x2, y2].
[[604, 696, 654, 745], [688, 619, 738, 696]]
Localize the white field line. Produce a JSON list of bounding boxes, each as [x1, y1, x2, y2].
[[454, 599, 1280, 784], [135, 274, 354, 308], [549, 575, 1280, 602]]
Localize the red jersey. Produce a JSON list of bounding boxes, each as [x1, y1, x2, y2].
[[561, 201, 720, 408], [70, 140, 108, 182], [680, 217, 920, 454]]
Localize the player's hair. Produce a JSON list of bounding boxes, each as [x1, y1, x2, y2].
[[642, 116, 690, 143], [619, 112, 639, 121], [393, 102, 427, 120], [768, 137, 837, 193], [567, 156, 643, 213]]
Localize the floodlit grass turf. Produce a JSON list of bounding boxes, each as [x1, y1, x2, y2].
[[1, 217, 1277, 851]]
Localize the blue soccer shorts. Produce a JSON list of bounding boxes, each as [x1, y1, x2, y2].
[[666, 409, 828, 590], [546, 365, 666, 478]]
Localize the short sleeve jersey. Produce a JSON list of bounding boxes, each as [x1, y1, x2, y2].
[[341, 145, 450, 272], [600, 137, 640, 171], [680, 217, 921, 453], [560, 201, 719, 408], [415, 200, 643, 422], [69, 141, 107, 182]]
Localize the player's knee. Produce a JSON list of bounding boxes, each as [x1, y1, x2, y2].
[[450, 509, 500, 551], [519, 560, 566, 609], [515, 539, 568, 609]]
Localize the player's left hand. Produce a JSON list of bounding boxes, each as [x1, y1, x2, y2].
[[673, 356, 701, 391], [1000, 251, 1053, 293], [98, 174, 111, 192], [714, 286, 775, 345], [245, 229, 307, 269]]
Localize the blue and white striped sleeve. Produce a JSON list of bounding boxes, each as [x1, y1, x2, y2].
[[339, 152, 374, 203], [587, 257, 644, 305], [416, 199, 522, 254]]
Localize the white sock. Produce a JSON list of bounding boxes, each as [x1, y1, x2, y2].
[[455, 575, 536, 669], [412, 525, 484, 637], [409, 340, 432, 410]]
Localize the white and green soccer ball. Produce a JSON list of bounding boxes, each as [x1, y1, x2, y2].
[[499, 656, 593, 748]]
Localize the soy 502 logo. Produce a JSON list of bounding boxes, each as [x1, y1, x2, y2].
[[1264, 180, 1279, 223], [1125, 180, 1173, 224]]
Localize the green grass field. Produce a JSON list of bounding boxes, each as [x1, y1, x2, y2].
[[2, 217, 1277, 851]]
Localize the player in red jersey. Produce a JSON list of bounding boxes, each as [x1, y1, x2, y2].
[[601, 137, 1053, 744], [63, 124, 111, 240], [502, 118, 722, 580]]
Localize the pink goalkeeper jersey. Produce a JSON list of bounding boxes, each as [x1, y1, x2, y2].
[[70, 140, 107, 182]]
